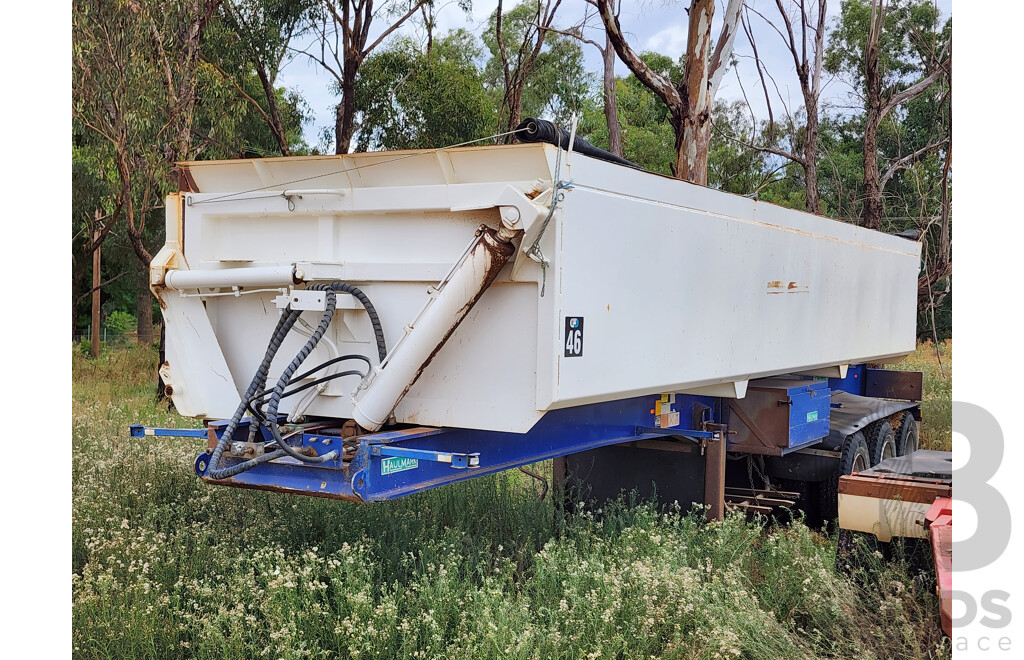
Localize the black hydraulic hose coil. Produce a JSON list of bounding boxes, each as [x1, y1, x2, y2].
[[206, 309, 301, 479], [206, 282, 387, 478], [263, 292, 340, 464], [514, 117, 642, 170], [309, 282, 388, 362]]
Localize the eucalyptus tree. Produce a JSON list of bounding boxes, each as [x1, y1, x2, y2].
[[485, 1, 585, 139], [595, 0, 744, 184], [740, 0, 828, 214], [299, 0, 430, 154], [826, 0, 950, 230], [354, 30, 493, 151]]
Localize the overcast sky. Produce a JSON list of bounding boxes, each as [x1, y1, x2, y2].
[[276, 0, 953, 150]]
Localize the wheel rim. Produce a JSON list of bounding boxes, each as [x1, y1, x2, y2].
[[852, 453, 867, 473], [882, 439, 896, 461]]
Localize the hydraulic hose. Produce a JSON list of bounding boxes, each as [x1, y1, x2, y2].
[[206, 282, 386, 478], [514, 117, 642, 170], [262, 291, 341, 464], [309, 282, 388, 362], [206, 309, 301, 480]]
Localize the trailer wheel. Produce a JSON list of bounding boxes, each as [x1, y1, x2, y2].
[[866, 420, 897, 466], [895, 413, 919, 456], [820, 432, 869, 521]]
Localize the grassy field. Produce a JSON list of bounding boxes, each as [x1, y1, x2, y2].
[[72, 343, 951, 659]]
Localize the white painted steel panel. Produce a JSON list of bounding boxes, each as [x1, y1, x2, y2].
[[155, 143, 920, 433]]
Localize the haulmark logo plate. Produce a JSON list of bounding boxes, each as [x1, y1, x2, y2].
[[381, 456, 419, 475]]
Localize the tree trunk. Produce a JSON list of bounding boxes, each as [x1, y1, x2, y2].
[[862, 0, 884, 230], [803, 100, 821, 214], [677, 0, 715, 185], [255, 61, 291, 156], [507, 82, 524, 137], [335, 63, 358, 154], [597, 0, 736, 184], [72, 253, 82, 338], [137, 265, 154, 344], [602, 33, 622, 157], [862, 107, 883, 229]]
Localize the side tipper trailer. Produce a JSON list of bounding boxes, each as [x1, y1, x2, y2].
[[133, 120, 926, 521]]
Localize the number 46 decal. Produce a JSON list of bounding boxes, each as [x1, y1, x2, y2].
[[564, 317, 584, 357]]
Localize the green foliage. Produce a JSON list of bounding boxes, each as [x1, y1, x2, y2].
[[104, 310, 137, 336], [355, 30, 493, 151], [825, 0, 948, 95], [579, 52, 680, 175], [885, 341, 951, 450], [72, 0, 314, 335], [198, 1, 312, 158], [482, 1, 593, 128]]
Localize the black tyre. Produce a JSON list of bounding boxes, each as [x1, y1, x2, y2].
[[820, 432, 870, 521], [895, 412, 919, 456], [866, 420, 897, 466]]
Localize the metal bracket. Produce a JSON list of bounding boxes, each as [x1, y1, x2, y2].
[[274, 289, 328, 311], [369, 444, 481, 469], [634, 425, 715, 440]]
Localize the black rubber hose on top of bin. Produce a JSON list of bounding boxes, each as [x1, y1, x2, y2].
[[514, 117, 642, 170]]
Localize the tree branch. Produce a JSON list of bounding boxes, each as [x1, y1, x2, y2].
[[76, 271, 131, 304], [708, 0, 744, 99], [712, 119, 805, 165], [595, 0, 680, 113], [363, 1, 428, 56], [880, 63, 948, 119], [879, 138, 949, 189]]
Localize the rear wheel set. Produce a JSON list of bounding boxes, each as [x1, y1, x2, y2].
[[895, 412, 919, 456], [820, 431, 869, 521], [865, 420, 897, 465]]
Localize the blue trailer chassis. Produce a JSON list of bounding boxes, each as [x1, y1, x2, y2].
[[133, 392, 724, 502], [129, 364, 922, 504]]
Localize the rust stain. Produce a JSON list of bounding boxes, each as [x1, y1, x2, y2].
[[767, 280, 810, 295], [203, 476, 364, 502], [391, 226, 518, 418], [175, 166, 200, 193]]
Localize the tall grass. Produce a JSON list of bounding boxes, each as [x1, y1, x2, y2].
[[73, 344, 951, 659]]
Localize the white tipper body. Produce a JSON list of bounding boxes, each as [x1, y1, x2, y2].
[[150, 143, 921, 433]]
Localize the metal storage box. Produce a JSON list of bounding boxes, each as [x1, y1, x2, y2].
[[728, 379, 832, 454]]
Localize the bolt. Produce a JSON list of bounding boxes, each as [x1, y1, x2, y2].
[[198, 461, 207, 472], [500, 206, 520, 226]]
